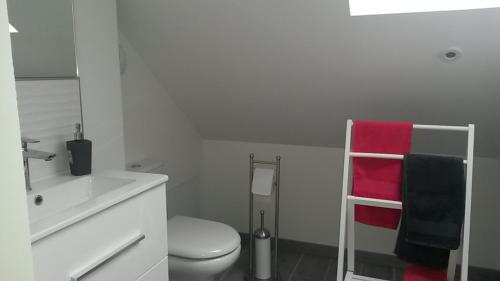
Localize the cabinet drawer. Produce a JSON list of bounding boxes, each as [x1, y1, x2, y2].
[[32, 184, 168, 281]]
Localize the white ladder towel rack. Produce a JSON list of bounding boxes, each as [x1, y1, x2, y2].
[[336, 120, 474, 281]]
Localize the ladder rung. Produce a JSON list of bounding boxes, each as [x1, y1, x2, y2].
[[347, 195, 402, 210], [350, 152, 468, 164], [349, 122, 470, 132]]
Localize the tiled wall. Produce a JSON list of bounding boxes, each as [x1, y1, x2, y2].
[[16, 79, 82, 183]]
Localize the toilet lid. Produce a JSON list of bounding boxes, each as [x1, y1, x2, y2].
[[168, 216, 241, 259]]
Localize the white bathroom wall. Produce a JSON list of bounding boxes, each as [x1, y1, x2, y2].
[[119, 33, 203, 217], [116, 1, 500, 158], [469, 157, 500, 270], [16, 79, 82, 183], [200, 140, 500, 270], [73, 0, 125, 170], [0, 0, 35, 279]]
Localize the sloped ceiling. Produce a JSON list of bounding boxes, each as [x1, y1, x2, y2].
[[117, 1, 500, 157]]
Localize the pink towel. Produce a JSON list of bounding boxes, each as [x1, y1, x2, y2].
[[403, 265, 447, 281], [352, 120, 413, 229]]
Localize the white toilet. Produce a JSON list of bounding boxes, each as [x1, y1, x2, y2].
[[168, 216, 241, 281], [127, 159, 241, 281]]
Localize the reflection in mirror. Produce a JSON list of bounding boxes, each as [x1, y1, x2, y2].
[[7, 0, 77, 78], [16, 78, 83, 184], [7, 0, 83, 186]]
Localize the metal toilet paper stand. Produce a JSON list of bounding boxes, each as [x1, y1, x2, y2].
[[245, 154, 281, 281]]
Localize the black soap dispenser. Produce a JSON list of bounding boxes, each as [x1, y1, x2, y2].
[[66, 123, 92, 176]]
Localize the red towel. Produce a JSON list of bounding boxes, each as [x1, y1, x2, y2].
[[352, 120, 413, 229], [404, 264, 447, 281]]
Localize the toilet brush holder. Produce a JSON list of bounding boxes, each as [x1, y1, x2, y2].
[[254, 211, 271, 280], [246, 154, 281, 281]]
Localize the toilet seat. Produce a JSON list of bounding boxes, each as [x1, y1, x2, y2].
[[168, 216, 241, 259]]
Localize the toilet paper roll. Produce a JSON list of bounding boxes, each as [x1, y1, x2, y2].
[[252, 168, 275, 196]]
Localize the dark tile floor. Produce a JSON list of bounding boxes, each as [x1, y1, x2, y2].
[[219, 247, 399, 281], [217, 237, 499, 281]]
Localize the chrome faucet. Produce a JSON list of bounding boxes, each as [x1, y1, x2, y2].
[[22, 137, 56, 191]]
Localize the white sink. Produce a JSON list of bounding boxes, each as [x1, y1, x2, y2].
[[27, 175, 134, 223], [28, 170, 168, 243]]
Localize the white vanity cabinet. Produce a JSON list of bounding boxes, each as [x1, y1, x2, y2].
[[31, 183, 168, 281]]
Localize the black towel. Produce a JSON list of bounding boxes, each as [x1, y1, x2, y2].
[[395, 154, 465, 269]]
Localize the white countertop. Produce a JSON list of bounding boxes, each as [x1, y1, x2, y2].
[[28, 170, 168, 243]]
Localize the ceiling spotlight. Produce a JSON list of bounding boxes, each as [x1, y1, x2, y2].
[[441, 47, 462, 62]]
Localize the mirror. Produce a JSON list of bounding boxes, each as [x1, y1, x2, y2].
[[7, 0, 77, 78], [7, 0, 83, 183]]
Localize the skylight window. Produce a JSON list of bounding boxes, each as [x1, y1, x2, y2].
[[349, 0, 500, 16], [9, 24, 18, 33]]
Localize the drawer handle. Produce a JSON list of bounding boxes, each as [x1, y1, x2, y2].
[[69, 233, 146, 281]]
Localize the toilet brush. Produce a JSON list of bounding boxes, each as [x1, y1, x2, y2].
[[254, 210, 271, 280]]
